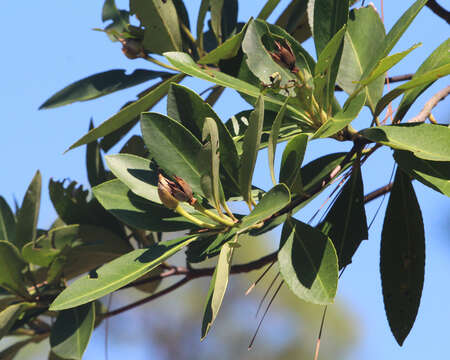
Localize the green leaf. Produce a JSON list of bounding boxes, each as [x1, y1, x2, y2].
[[130, 0, 182, 53], [394, 151, 450, 197], [86, 120, 107, 188], [67, 73, 184, 151], [268, 99, 288, 185], [310, 0, 349, 57], [50, 235, 199, 310], [164, 52, 312, 125], [239, 96, 264, 204], [0, 197, 15, 243], [93, 179, 192, 231], [381, 168, 425, 345], [140, 113, 206, 196], [313, 25, 346, 110], [198, 21, 249, 65], [279, 134, 308, 193], [336, 6, 385, 111], [196, 0, 210, 53], [360, 123, 450, 161], [394, 39, 450, 122], [0, 302, 34, 340], [0, 338, 35, 360], [258, 0, 281, 20], [319, 162, 368, 268], [374, 64, 450, 118], [39, 70, 167, 109], [278, 218, 338, 304], [210, 0, 224, 44], [239, 183, 290, 230], [15, 171, 41, 249], [201, 236, 236, 339], [275, 0, 310, 44], [50, 303, 95, 360], [101, 0, 129, 41], [312, 90, 366, 139], [0, 241, 29, 298]]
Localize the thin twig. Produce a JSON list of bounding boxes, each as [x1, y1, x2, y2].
[[313, 306, 328, 360], [255, 272, 280, 318], [408, 85, 450, 123], [245, 260, 276, 296], [426, 0, 450, 24]]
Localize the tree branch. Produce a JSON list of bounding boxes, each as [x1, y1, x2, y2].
[[426, 0, 450, 24], [408, 85, 450, 123]]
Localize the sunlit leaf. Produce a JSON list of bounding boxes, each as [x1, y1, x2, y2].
[[0, 197, 15, 243], [268, 99, 288, 185], [279, 134, 308, 193], [0, 302, 34, 340], [0, 241, 29, 298]]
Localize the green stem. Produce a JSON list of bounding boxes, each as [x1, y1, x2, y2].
[[193, 202, 235, 227], [143, 55, 178, 71], [175, 205, 222, 229]]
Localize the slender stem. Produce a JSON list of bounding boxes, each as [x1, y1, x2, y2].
[[175, 205, 222, 229], [426, 0, 450, 24], [193, 202, 235, 227], [180, 22, 197, 45], [143, 55, 178, 71], [408, 85, 450, 123]]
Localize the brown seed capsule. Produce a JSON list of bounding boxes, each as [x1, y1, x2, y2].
[[158, 174, 179, 209], [119, 38, 145, 59], [270, 40, 299, 73], [157, 174, 196, 209]]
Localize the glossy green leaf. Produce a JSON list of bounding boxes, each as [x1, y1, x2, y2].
[[319, 162, 368, 268], [50, 303, 95, 360], [0, 302, 34, 340], [394, 39, 450, 122], [15, 171, 41, 249], [258, 0, 281, 20], [312, 90, 366, 139], [0, 241, 29, 298], [39, 70, 166, 109], [336, 7, 385, 111], [93, 179, 192, 231], [130, 0, 182, 53], [268, 99, 288, 185], [279, 134, 308, 193], [86, 120, 107, 188], [67, 73, 184, 151], [375, 64, 450, 118], [201, 235, 236, 339], [239, 96, 264, 204], [310, 0, 349, 57], [164, 52, 312, 125], [313, 25, 346, 110], [0, 197, 15, 243], [50, 235, 199, 310], [394, 151, 450, 197], [198, 21, 248, 65], [360, 123, 450, 161], [196, 0, 210, 53], [210, 0, 224, 43], [239, 184, 290, 230], [381, 168, 425, 345], [278, 218, 338, 304], [140, 113, 206, 196], [201, 118, 221, 209]]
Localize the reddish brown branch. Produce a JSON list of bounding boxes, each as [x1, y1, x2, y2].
[[426, 0, 450, 24], [408, 85, 450, 123]]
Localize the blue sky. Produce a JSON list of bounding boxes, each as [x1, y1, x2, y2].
[[1, 1, 449, 359]]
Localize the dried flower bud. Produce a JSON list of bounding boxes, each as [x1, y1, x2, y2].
[[119, 38, 145, 59], [157, 174, 196, 209], [270, 40, 299, 73]]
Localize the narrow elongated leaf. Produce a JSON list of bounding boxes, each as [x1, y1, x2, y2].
[[279, 134, 308, 193], [86, 120, 107, 188], [201, 236, 236, 339], [164, 52, 312, 125], [375, 64, 450, 118], [239, 96, 264, 204], [15, 171, 41, 249], [0, 241, 29, 298], [210, 0, 224, 44], [101, 0, 129, 40], [0, 302, 34, 340], [50, 303, 95, 360], [336, 7, 385, 111], [67, 74, 184, 151], [39, 70, 167, 109], [278, 218, 338, 304], [275, 0, 310, 44], [0, 197, 15, 243], [198, 22, 249, 64], [360, 123, 450, 161], [394, 151, 450, 197], [50, 235, 199, 310], [201, 118, 221, 209], [0, 338, 36, 360], [312, 90, 366, 139], [394, 38, 450, 122], [258, 0, 281, 20], [196, 0, 210, 53], [311, 0, 349, 57], [130, 0, 182, 53], [93, 179, 192, 231], [140, 113, 206, 196], [319, 162, 368, 268], [381, 168, 425, 345], [268, 99, 288, 184]]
